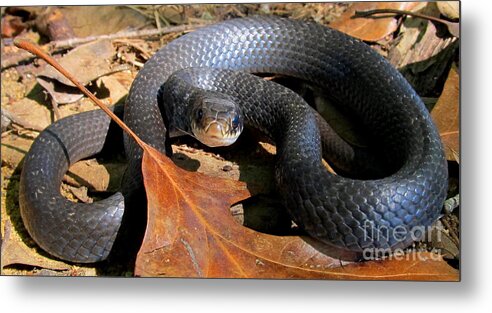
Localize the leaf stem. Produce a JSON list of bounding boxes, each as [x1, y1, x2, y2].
[[14, 39, 147, 150]]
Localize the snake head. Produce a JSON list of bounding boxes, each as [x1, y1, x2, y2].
[[190, 94, 243, 147]]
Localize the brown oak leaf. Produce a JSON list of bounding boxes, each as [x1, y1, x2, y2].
[[431, 64, 460, 162], [134, 144, 458, 281]]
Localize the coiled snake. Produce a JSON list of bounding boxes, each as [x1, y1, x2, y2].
[[19, 16, 448, 263]]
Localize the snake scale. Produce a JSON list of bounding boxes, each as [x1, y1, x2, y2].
[[19, 16, 448, 263]]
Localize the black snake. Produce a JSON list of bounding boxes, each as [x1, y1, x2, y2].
[[19, 16, 448, 263]]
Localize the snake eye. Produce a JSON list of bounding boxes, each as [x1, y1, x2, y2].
[[196, 108, 204, 121], [232, 114, 240, 129]]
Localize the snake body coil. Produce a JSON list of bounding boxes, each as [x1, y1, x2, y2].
[[19, 16, 448, 263]]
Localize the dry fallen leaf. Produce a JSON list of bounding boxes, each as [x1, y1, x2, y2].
[[1, 14, 27, 38], [387, 3, 459, 95], [135, 144, 458, 280], [3, 98, 52, 131], [431, 64, 460, 162], [34, 7, 75, 41], [437, 1, 460, 20], [1, 132, 34, 167], [37, 39, 116, 104], [1, 220, 70, 272], [329, 1, 426, 41], [58, 6, 149, 37]]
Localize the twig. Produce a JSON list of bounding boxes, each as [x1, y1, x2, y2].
[[51, 24, 201, 50], [2, 24, 205, 69], [14, 39, 147, 149], [354, 8, 459, 37], [50, 97, 62, 121], [355, 9, 449, 25], [352, 9, 460, 38]]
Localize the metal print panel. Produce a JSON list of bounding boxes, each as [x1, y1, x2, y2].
[[0, 2, 460, 280]]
